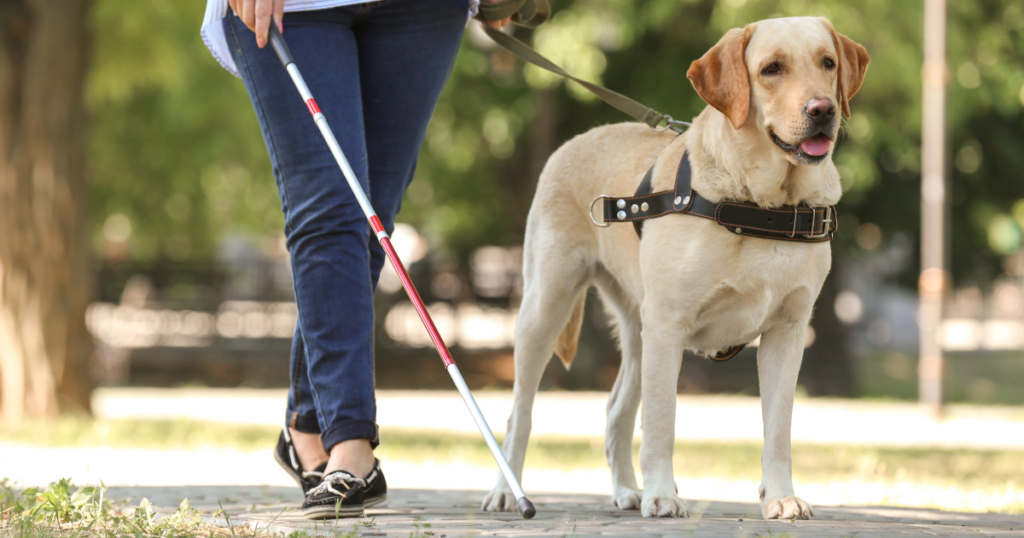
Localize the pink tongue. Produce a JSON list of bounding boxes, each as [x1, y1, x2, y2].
[[800, 134, 831, 156]]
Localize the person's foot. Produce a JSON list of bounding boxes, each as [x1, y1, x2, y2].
[[301, 471, 365, 519], [274, 428, 327, 493], [300, 459, 388, 519], [289, 428, 329, 469], [325, 438, 374, 479]]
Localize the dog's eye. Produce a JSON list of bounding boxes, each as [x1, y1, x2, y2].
[[823, 58, 836, 69], [762, 63, 781, 75]]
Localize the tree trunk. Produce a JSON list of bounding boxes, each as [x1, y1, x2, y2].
[[0, 0, 94, 421]]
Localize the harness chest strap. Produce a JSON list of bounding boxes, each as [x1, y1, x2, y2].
[[596, 152, 838, 242]]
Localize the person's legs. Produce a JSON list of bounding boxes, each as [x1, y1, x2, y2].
[[225, 8, 379, 472], [355, 0, 469, 287], [226, 0, 467, 485], [313, 0, 468, 478]]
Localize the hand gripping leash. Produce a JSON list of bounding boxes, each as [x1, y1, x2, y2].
[[267, 25, 536, 520]]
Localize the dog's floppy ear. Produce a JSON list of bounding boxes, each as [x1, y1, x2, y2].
[[687, 26, 755, 130], [820, 18, 870, 118]]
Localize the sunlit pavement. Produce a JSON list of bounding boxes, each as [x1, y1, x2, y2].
[[99, 486, 1024, 537], [92, 388, 1024, 449]]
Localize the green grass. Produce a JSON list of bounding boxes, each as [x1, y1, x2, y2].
[[0, 479, 373, 538], [383, 429, 1024, 496], [0, 418, 278, 452], [0, 478, 238, 538]]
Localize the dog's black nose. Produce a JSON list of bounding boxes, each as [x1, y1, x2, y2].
[[804, 98, 836, 124]]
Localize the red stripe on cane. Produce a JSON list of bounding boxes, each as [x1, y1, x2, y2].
[[305, 98, 321, 116], [369, 215, 385, 234], [380, 235, 455, 367]]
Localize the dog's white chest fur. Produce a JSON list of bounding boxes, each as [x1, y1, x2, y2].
[[646, 228, 832, 355]]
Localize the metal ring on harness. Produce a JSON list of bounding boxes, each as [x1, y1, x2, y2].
[[652, 115, 691, 134], [589, 195, 610, 227], [710, 344, 745, 362]]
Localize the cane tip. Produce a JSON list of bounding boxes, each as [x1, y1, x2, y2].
[[518, 497, 536, 519]]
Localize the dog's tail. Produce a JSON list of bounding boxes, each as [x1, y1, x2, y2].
[[553, 288, 587, 370]]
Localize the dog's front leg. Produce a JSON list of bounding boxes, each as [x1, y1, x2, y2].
[[638, 307, 689, 518], [757, 322, 814, 520]]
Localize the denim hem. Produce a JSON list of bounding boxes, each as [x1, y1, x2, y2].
[[321, 420, 380, 452], [289, 411, 322, 435]]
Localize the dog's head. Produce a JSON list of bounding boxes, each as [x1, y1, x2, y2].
[[687, 17, 869, 166]]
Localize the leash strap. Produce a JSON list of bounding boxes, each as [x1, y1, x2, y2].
[[476, 0, 550, 26], [475, 2, 680, 132], [600, 153, 838, 243]]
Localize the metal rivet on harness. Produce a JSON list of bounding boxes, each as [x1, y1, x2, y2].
[[631, 204, 639, 214], [617, 199, 626, 209], [683, 195, 691, 205], [641, 202, 649, 212], [735, 227, 742, 233], [674, 196, 682, 205], [617, 210, 626, 220]]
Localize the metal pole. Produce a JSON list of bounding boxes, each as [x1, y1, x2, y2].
[[919, 0, 947, 416], [266, 24, 535, 519]]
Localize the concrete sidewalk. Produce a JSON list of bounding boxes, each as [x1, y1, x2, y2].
[[93, 388, 1024, 449], [104, 486, 1024, 537]]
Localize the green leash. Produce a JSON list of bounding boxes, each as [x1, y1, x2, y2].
[[475, 0, 685, 132]]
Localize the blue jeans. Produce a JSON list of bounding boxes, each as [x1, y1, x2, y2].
[[225, 0, 467, 452]]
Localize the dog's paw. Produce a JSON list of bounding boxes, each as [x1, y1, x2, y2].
[[762, 496, 813, 520], [481, 488, 518, 512], [640, 494, 689, 518], [611, 487, 642, 510]]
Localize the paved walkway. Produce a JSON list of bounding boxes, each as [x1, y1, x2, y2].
[[104, 486, 1023, 537]]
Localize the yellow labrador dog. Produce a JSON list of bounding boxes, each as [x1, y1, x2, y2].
[[481, 17, 869, 520]]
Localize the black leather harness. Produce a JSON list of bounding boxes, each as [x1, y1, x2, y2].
[[589, 151, 838, 361], [593, 151, 837, 242]]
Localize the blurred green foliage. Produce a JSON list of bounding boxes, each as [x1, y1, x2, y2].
[[89, 0, 278, 262], [87, 0, 1024, 286]]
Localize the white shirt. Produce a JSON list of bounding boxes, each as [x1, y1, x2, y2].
[[202, 0, 479, 77]]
